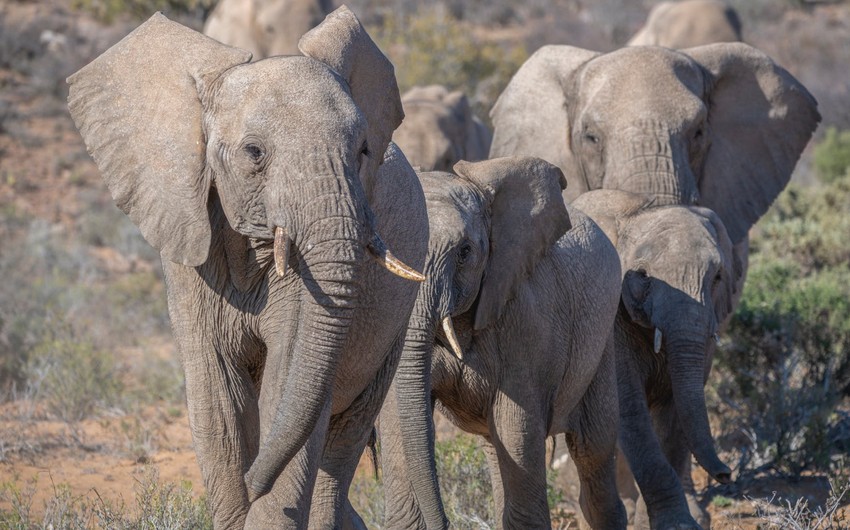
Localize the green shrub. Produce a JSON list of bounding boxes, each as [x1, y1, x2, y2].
[[714, 173, 850, 478], [813, 127, 850, 184], [368, 5, 527, 125], [26, 336, 124, 423]]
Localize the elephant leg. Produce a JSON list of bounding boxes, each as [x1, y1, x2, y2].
[[482, 438, 505, 520], [181, 340, 260, 529], [379, 378, 427, 529], [617, 357, 698, 530], [651, 402, 711, 529], [563, 350, 627, 530], [488, 395, 550, 529], [312, 344, 403, 528], [244, 399, 331, 529]]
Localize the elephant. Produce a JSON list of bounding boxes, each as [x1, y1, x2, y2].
[[378, 157, 627, 529], [203, 0, 332, 59], [392, 85, 493, 172], [67, 8, 428, 529], [573, 189, 745, 530], [489, 41, 820, 248], [628, 0, 743, 49]]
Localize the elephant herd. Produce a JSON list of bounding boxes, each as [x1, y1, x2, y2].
[[66, 2, 820, 529]]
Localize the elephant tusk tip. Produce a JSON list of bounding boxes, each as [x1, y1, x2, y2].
[[367, 234, 426, 282], [654, 328, 663, 354], [442, 316, 464, 360]]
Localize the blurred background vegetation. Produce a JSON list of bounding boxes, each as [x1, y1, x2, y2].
[[1, 0, 849, 526]]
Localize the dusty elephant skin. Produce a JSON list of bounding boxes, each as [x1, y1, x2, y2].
[[378, 157, 627, 529], [575, 190, 745, 530], [393, 85, 492, 172], [628, 0, 742, 49], [489, 41, 820, 246], [203, 0, 332, 58], [67, 8, 427, 529]]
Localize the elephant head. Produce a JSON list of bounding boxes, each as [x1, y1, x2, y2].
[[203, 0, 333, 58], [67, 7, 421, 501], [575, 189, 742, 483], [393, 85, 493, 172], [393, 156, 570, 527], [490, 42, 820, 244], [628, 0, 743, 49]]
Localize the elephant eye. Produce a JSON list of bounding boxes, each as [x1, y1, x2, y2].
[[244, 143, 265, 164], [713, 271, 723, 285], [583, 132, 599, 145], [693, 127, 704, 141], [360, 141, 370, 158], [457, 242, 473, 265]]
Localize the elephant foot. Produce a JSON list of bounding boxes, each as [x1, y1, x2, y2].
[[635, 497, 702, 530], [686, 492, 710, 529]]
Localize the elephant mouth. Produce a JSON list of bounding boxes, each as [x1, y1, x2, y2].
[[272, 225, 425, 283]]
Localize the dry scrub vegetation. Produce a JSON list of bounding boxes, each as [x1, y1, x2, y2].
[[1, 0, 850, 527]]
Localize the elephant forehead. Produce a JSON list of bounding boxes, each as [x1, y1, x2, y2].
[[581, 47, 706, 107], [213, 56, 363, 132], [628, 207, 720, 262]]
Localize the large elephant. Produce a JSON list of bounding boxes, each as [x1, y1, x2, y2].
[[393, 85, 492, 172], [489, 42, 820, 247], [628, 0, 742, 49], [574, 189, 745, 530], [379, 157, 627, 529], [68, 8, 427, 529], [203, 0, 332, 58]]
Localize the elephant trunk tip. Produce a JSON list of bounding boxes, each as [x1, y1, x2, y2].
[[696, 452, 732, 485]]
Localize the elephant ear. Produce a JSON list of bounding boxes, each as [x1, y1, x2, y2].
[[454, 157, 571, 331], [489, 45, 600, 201], [67, 13, 251, 266], [686, 42, 820, 244], [299, 6, 404, 177], [695, 207, 741, 322]]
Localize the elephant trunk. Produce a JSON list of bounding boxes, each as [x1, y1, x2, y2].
[[394, 278, 449, 529], [245, 184, 368, 501], [613, 126, 699, 205], [665, 327, 732, 484]]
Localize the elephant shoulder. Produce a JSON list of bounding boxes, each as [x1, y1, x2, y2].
[[556, 206, 622, 292]]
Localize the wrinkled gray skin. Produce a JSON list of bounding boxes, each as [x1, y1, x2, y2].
[[68, 9, 427, 529], [490, 42, 820, 246], [490, 46, 817, 526], [378, 157, 626, 529], [574, 190, 744, 530], [203, 0, 332, 58], [393, 85, 493, 172], [628, 0, 742, 49]]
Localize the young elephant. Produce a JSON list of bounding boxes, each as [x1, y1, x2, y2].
[[574, 190, 745, 530], [68, 8, 427, 529], [379, 157, 627, 529], [393, 85, 492, 172]]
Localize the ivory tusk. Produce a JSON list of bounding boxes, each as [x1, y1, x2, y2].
[[274, 226, 290, 278], [442, 316, 464, 360], [367, 234, 426, 282], [654, 328, 663, 354], [714, 332, 721, 346]]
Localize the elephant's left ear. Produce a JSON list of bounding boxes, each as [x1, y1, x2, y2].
[[298, 6, 404, 176], [686, 42, 820, 244], [454, 157, 571, 331]]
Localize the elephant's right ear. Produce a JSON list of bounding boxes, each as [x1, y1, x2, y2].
[[489, 45, 600, 200], [454, 157, 571, 331], [299, 6, 404, 178], [67, 13, 251, 266]]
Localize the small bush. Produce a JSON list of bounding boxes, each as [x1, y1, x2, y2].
[[435, 434, 495, 527], [714, 173, 850, 478], [813, 127, 850, 184], [26, 336, 124, 423]]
